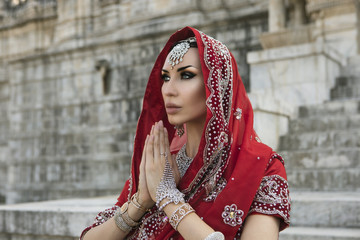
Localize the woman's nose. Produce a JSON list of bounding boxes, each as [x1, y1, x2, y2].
[[162, 79, 177, 96]]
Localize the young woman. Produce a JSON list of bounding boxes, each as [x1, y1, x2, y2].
[[81, 26, 290, 240]]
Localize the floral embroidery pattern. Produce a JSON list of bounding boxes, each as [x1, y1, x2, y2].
[[249, 175, 291, 225], [222, 204, 244, 227]]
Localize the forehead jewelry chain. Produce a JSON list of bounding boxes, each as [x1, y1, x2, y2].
[[168, 41, 190, 69]]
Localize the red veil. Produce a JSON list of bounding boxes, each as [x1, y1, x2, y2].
[[116, 27, 284, 239]]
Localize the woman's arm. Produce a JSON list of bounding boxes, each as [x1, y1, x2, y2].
[[240, 214, 280, 240], [82, 203, 144, 240]]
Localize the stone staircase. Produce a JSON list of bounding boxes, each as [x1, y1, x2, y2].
[[279, 56, 360, 240]]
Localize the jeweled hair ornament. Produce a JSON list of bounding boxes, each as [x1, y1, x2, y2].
[[168, 37, 197, 69]]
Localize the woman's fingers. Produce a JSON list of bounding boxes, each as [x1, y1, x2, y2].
[[153, 122, 160, 164], [159, 121, 166, 166], [140, 135, 148, 172], [146, 131, 154, 165]]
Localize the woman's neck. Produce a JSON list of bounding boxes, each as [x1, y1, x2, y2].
[[185, 118, 206, 158]]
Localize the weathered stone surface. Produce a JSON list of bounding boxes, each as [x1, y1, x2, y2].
[[289, 191, 360, 228]]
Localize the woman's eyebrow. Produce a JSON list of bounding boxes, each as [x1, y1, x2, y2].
[[162, 65, 196, 73], [177, 65, 194, 72]]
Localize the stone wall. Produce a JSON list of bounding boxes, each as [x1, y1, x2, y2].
[[0, 0, 269, 204]]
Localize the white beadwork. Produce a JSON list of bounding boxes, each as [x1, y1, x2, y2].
[[176, 144, 194, 177], [249, 175, 291, 225], [221, 204, 244, 227]]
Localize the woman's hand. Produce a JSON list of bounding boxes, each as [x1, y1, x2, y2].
[[145, 120, 180, 202], [137, 127, 155, 209]]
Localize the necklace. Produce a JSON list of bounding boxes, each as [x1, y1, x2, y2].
[[176, 144, 194, 178]]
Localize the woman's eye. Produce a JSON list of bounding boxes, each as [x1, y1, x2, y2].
[[181, 72, 195, 80], [161, 74, 170, 82]]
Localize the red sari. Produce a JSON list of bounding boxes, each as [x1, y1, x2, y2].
[[81, 26, 290, 240]]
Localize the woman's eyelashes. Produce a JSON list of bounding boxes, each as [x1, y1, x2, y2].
[[181, 71, 196, 79], [161, 71, 196, 82], [161, 74, 170, 82]]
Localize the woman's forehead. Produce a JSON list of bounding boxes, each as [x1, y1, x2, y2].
[[163, 48, 201, 70]]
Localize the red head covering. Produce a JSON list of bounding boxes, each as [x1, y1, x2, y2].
[[116, 26, 275, 239]]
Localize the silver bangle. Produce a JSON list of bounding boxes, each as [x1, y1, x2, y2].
[[159, 199, 173, 211], [204, 231, 225, 240]]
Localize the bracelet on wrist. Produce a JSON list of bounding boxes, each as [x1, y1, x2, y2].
[[159, 198, 173, 211], [169, 203, 195, 230], [130, 192, 149, 213], [114, 202, 141, 232]]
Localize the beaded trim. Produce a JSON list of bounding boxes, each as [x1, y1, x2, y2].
[[248, 175, 291, 225], [181, 31, 233, 200]]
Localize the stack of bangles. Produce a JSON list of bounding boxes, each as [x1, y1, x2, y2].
[[113, 192, 148, 232]]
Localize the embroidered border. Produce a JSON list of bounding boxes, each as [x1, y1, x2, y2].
[[248, 175, 291, 225]]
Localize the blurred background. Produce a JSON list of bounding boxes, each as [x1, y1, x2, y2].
[[0, 0, 359, 239]]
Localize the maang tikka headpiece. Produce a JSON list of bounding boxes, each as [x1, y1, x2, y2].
[[168, 37, 196, 69]]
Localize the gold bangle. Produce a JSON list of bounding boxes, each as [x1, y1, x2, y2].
[[130, 192, 148, 212], [169, 203, 195, 230], [114, 202, 141, 232]]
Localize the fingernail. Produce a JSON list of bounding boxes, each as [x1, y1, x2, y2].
[[159, 120, 163, 126]]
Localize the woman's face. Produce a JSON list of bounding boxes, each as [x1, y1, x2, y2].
[[161, 47, 207, 126]]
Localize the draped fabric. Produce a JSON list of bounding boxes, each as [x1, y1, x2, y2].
[[81, 26, 290, 240]]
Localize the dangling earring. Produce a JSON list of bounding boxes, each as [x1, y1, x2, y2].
[[175, 125, 184, 137]]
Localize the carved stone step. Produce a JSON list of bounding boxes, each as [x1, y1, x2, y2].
[[280, 226, 360, 240], [331, 84, 360, 100], [286, 168, 360, 191], [290, 191, 360, 228], [279, 130, 360, 151], [281, 149, 360, 170], [288, 114, 360, 134], [298, 100, 360, 118]]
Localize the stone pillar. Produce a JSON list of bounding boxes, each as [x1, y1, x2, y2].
[[356, 0, 360, 54], [292, 0, 307, 26], [269, 0, 286, 32]]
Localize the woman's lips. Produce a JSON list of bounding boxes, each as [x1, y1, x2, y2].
[[165, 107, 181, 114], [165, 104, 181, 114]]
